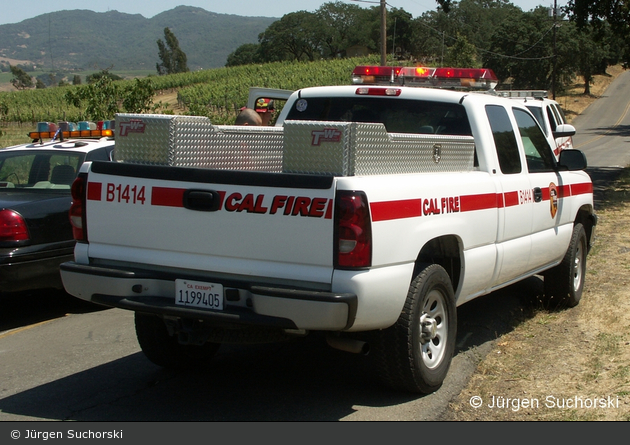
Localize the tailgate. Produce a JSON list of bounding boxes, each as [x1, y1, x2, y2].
[[83, 161, 336, 284]]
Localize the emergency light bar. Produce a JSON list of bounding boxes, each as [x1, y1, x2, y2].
[[352, 66, 402, 85], [29, 120, 115, 141], [352, 66, 499, 90], [495, 90, 548, 98]]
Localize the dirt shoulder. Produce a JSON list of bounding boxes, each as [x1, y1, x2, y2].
[[443, 68, 630, 421]]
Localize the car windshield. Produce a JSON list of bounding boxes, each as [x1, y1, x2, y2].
[[0, 150, 85, 191]]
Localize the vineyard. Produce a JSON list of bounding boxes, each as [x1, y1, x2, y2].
[[0, 56, 380, 127]]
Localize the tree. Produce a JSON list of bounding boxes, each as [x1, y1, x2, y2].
[[73, 75, 82, 85], [567, 0, 630, 64], [86, 68, 123, 84], [444, 34, 478, 67], [65, 76, 120, 121], [315, 2, 371, 58], [9, 65, 33, 90], [257, 11, 320, 62], [226, 43, 260, 67], [65, 74, 156, 121], [156, 28, 189, 75], [483, 8, 565, 90], [121, 78, 156, 114]]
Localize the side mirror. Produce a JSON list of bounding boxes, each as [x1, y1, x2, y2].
[[553, 124, 576, 139], [558, 149, 587, 171]]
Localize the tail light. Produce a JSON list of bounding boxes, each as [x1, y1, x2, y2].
[[0, 209, 29, 242], [69, 174, 87, 241], [335, 191, 372, 268]]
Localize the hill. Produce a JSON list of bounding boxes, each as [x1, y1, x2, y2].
[[0, 6, 277, 72]]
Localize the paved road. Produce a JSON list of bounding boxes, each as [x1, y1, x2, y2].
[[572, 69, 630, 168], [0, 283, 539, 421], [572, 68, 630, 202]]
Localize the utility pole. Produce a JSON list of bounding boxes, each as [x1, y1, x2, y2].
[[380, 0, 387, 66]]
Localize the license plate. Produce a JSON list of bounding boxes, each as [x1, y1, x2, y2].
[[175, 279, 224, 310]]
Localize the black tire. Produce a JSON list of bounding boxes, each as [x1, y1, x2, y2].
[[371, 263, 457, 394], [544, 223, 588, 308], [134, 312, 220, 368]]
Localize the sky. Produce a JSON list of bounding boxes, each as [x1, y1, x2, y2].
[[0, 0, 567, 26]]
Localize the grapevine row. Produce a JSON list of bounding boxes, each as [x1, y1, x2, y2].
[[0, 56, 379, 124]]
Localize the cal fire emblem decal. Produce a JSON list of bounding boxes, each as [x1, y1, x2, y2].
[[549, 182, 558, 218]]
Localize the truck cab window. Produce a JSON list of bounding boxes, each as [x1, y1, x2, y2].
[[513, 108, 556, 173], [286, 97, 471, 136], [546, 105, 559, 132], [485, 105, 521, 174], [526, 105, 548, 135]]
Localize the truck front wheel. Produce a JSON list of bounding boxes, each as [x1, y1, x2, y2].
[[372, 263, 457, 393], [134, 312, 220, 368], [543, 222, 587, 308]]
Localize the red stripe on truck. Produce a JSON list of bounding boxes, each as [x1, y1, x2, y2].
[[151, 187, 185, 207], [459, 193, 501, 212], [370, 199, 423, 221], [87, 182, 102, 201], [571, 182, 593, 196], [370, 181, 592, 222]]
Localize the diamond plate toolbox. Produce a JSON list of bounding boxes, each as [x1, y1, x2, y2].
[[282, 120, 476, 176], [114, 113, 284, 171]]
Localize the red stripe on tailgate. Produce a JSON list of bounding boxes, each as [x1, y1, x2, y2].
[[151, 187, 185, 207], [87, 182, 102, 201]]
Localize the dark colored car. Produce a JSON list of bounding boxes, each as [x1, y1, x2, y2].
[[0, 133, 114, 294]]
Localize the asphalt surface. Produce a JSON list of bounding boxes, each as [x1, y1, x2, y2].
[[0, 283, 539, 421], [574, 69, 630, 201]]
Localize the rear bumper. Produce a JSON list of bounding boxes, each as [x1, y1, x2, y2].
[[60, 262, 357, 331], [0, 247, 74, 293]]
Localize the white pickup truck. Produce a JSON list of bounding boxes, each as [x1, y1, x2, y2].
[[61, 67, 597, 394]]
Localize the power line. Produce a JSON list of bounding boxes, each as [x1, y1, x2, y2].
[[415, 16, 557, 61], [349, 0, 557, 62]]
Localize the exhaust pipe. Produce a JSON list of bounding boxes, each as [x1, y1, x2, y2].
[[326, 334, 370, 355]]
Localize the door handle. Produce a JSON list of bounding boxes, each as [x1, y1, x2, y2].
[[533, 187, 543, 203], [183, 190, 222, 211]]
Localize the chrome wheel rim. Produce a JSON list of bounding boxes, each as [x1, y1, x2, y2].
[[573, 238, 585, 291], [418, 289, 448, 370]]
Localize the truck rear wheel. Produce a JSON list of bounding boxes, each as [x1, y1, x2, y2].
[[543, 223, 587, 308], [134, 312, 220, 368], [372, 263, 457, 393]]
